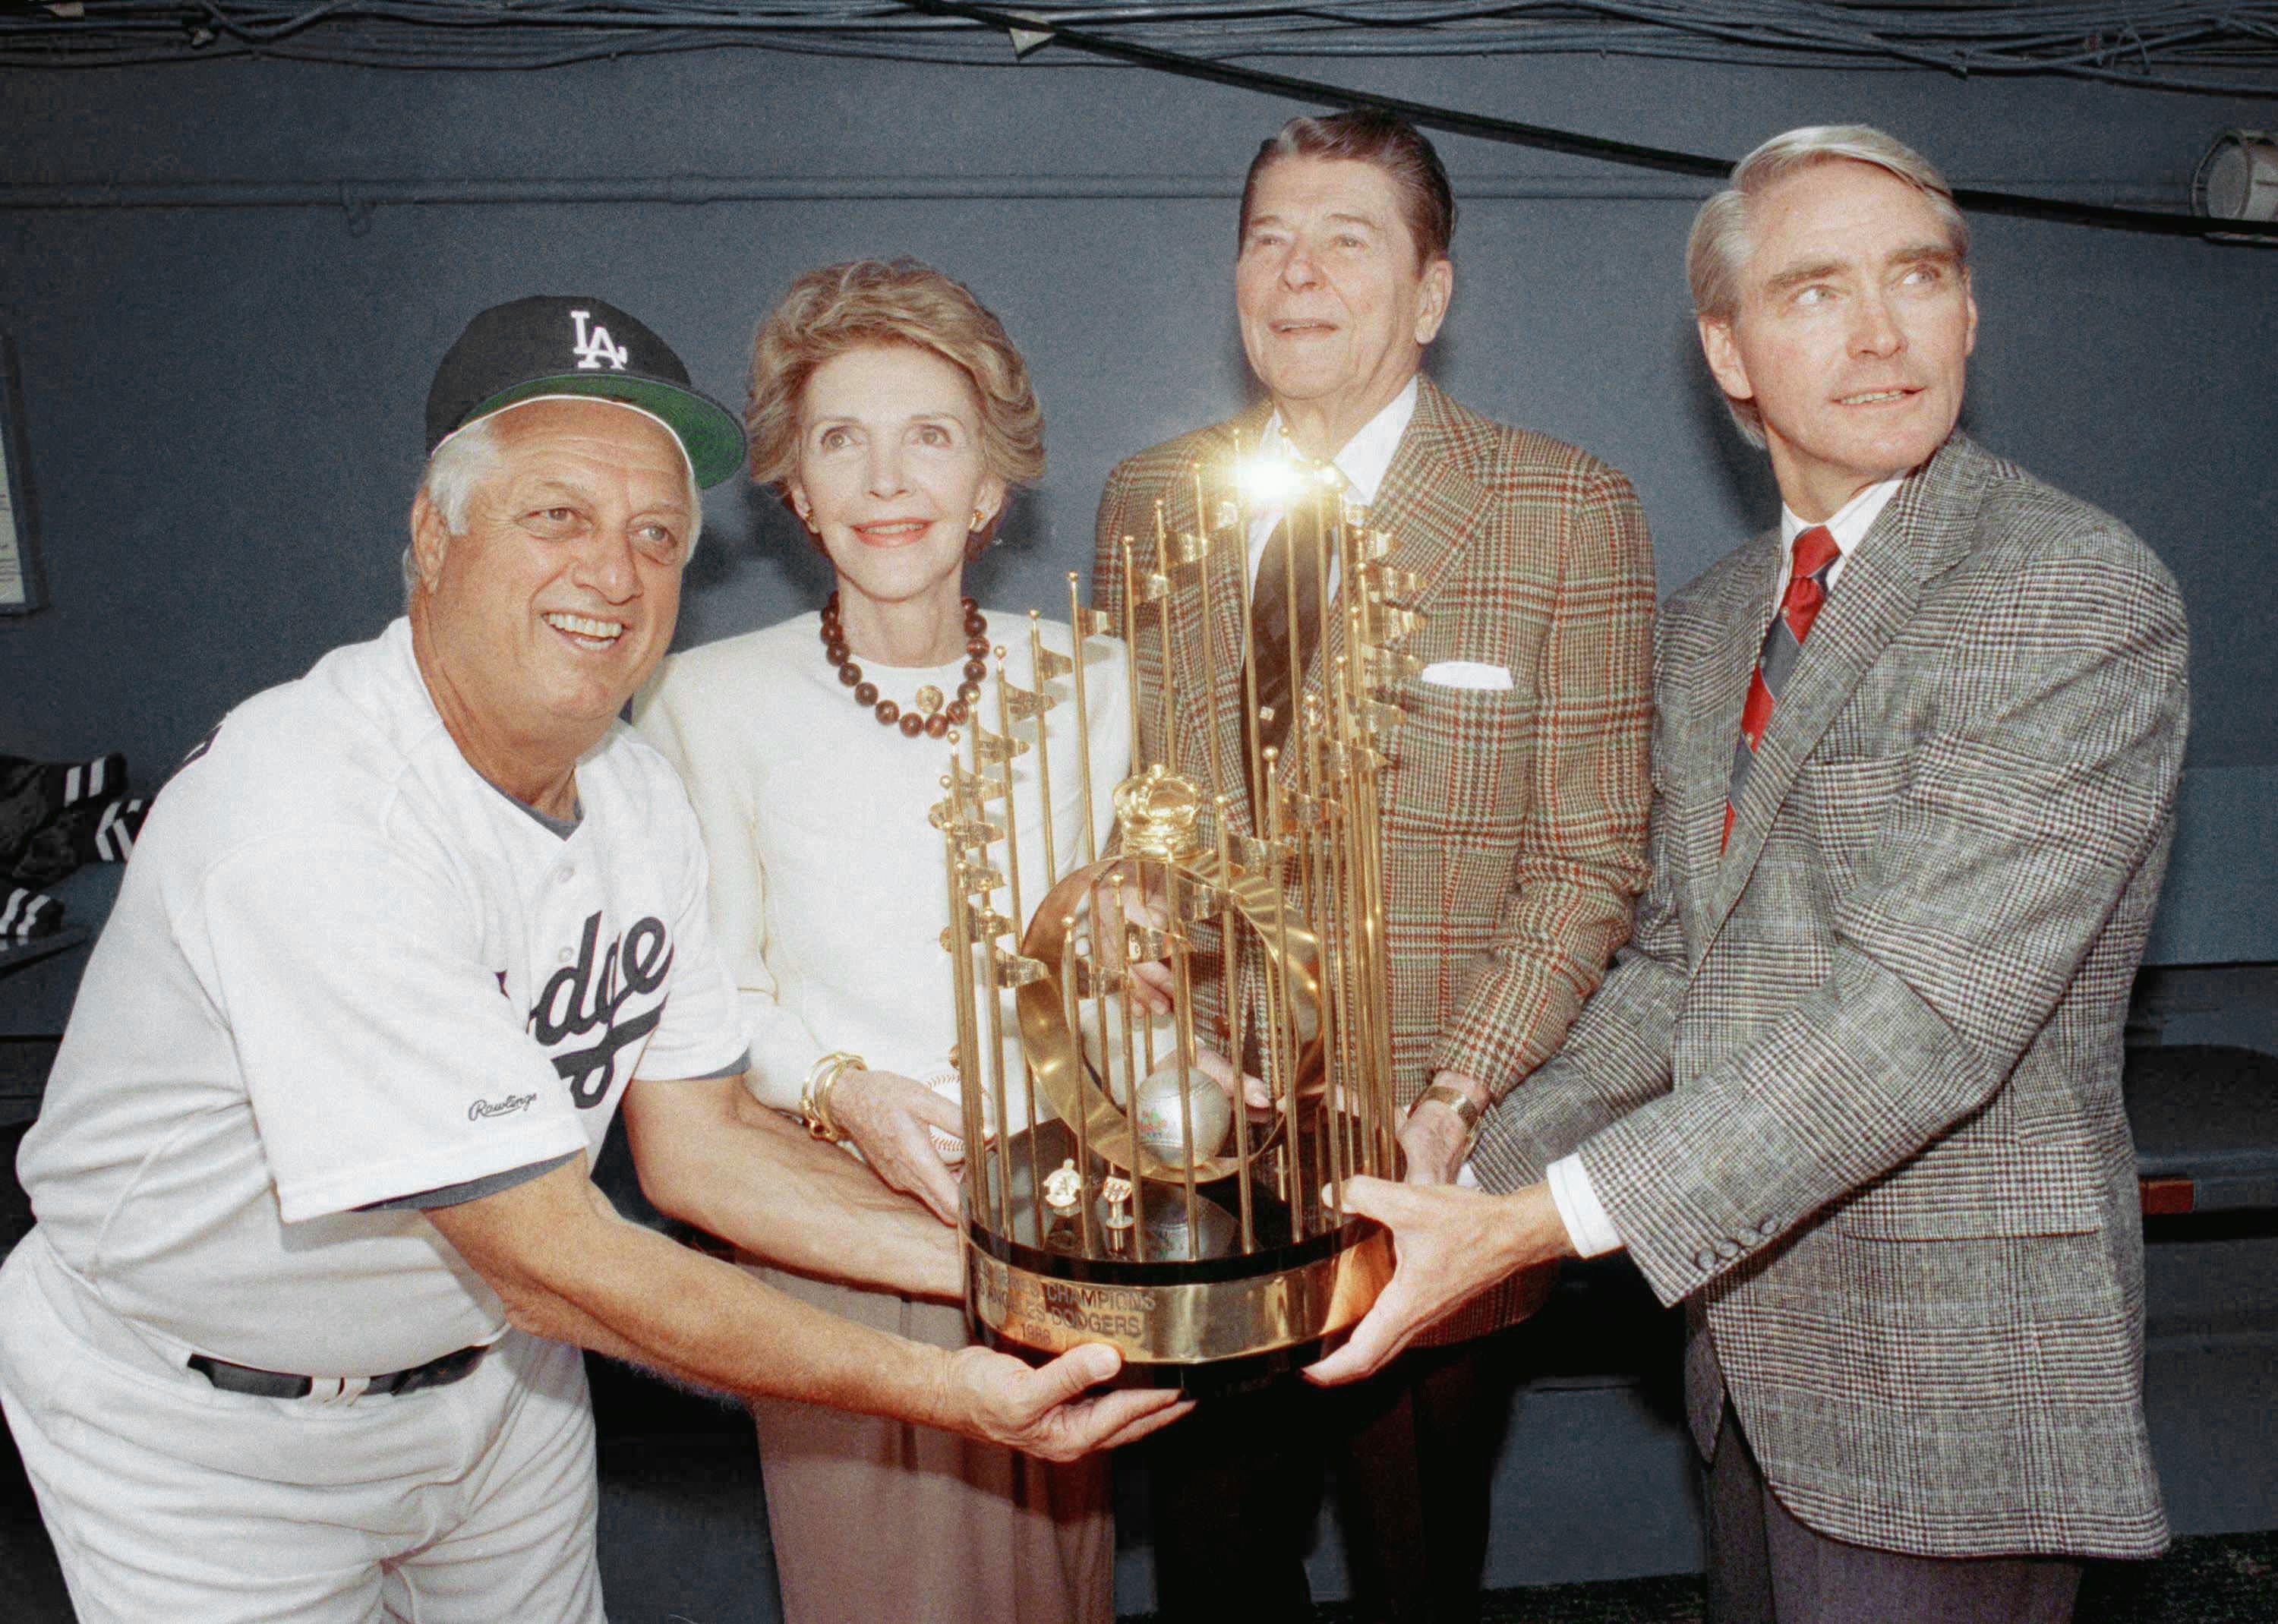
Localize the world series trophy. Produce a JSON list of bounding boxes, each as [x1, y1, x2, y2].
[[931, 455, 1426, 1389]]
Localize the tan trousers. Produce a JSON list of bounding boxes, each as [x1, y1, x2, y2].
[[746, 1262, 1114, 1624]]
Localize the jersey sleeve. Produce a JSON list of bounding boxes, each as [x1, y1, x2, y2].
[[189, 831, 589, 1224]]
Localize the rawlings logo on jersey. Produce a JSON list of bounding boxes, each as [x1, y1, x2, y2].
[[469, 1092, 538, 1121], [528, 910, 673, 1108]]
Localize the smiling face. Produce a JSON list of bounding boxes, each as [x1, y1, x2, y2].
[[1235, 156, 1453, 454], [787, 342, 1004, 616], [1699, 158, 1977, 520], [409, 396, 693, 784]]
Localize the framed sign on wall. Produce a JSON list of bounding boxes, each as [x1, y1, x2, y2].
[[1, 332, 46, 615]]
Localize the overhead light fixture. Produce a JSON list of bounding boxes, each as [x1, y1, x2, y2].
[[2192, 130, 2278, 242]]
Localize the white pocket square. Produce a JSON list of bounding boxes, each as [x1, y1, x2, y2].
[[1419, 660, 1513, 692]]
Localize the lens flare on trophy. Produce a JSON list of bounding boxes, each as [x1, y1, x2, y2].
[[932, 462, 1421, 1390], [1235, 455, 1307, 506]]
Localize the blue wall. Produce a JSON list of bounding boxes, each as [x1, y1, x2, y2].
[[2, 48, 2272, 809]]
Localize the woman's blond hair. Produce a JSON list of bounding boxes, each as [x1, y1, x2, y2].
[[746, 259, 1043, 544]]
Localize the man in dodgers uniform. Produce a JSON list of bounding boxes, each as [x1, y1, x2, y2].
[[0, 295, 1182, 1622]]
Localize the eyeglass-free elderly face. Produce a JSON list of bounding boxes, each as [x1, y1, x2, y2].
[[788, 343, 1006, 620], [409, 397, 693, 803], [1234, 155, 1453, 458]]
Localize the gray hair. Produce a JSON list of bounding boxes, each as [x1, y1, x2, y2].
[[1687, 125, 1970, 446], [402, 405, 704, 601]]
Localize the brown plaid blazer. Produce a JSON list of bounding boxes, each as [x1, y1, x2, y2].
[[1475, 434, 2184, 1557], [1095, 376, 1655, 1342]]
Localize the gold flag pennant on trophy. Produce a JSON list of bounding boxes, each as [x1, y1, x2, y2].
[[1361, 562, 1423, 601], [1002, 683, 1054, 723], [1372, 605, 1428, 645], [990, 950, 1047, 989], [934, 815, 1002, 847], [1364, 646, 1423, 686], [972, 725, 1030, 764], [947, 760, 1009, 804]]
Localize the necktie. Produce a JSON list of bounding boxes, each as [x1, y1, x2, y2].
[[1248, 512, 1323, 819], [1724, 523, 1840, 850]]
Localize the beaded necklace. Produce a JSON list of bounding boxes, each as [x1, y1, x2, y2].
[[819, 591, 989, 739]]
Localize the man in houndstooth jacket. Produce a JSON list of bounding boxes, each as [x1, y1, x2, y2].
[[1097, 109, 1655, 1621], [1314, 126, 2184, 1621]]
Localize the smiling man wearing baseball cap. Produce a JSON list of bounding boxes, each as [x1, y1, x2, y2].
[[0, 295, 1184, 1624]]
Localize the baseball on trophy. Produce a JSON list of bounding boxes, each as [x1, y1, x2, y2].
[[1128, 1055, 1233, 1167]]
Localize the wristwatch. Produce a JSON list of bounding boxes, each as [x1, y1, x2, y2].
[[1411, 1081, 1484, 1146]]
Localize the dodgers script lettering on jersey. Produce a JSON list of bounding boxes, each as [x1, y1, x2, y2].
[[525, 910, 674, 1108]]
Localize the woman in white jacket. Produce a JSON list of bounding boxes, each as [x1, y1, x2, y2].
[[634, 257, 1128, 1624]]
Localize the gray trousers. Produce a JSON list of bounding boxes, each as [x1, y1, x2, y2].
[[1704, 1403, 2083, 1624]]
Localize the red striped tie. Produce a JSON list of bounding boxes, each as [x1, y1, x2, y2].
[[1724, 524, 1840, 850]]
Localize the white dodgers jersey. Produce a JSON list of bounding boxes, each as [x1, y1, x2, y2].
[[20, 620, 745, 1376]]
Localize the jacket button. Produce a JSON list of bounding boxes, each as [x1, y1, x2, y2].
[[1694, 1250, 1716, 1271]]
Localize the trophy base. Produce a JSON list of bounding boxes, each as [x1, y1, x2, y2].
[[962, 1121, 1393, 1395]]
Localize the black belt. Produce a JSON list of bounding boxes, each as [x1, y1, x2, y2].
[[188, 1341, 489, 1401]]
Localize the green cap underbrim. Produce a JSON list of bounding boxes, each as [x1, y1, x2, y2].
[[462, 374, 746, 489]]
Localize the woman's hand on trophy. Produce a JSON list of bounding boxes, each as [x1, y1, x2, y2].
[[943, 1343, 1192, 1461], [1301, 1178, 1574, 1386], [1190, 1044, 1271, 1112], [829, 1068, 967, 1226]]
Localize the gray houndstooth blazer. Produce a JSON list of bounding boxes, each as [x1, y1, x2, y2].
[[1473, 432, 2185, 1559]]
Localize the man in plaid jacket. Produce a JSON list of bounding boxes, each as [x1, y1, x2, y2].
[[1315, 126, 2183, 1620], [1096, 109, 1655, 1621]]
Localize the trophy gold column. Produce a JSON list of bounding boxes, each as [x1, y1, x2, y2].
[[932, 453, 1425, 1389]]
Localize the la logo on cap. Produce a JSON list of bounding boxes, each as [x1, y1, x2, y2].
[[570, 308, 630, 372]]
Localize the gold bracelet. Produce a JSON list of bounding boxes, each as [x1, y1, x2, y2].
[[800, 1051, 866, 1143]]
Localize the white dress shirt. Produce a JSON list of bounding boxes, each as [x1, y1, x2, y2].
[[1543, 471, 1907, 1259], [1247, 376, 1419, 591]]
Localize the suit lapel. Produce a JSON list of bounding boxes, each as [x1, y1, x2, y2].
[[1302, 379, 1488, 721], [1708, 434, 1994, 935], [1671, 540, 1778, 943], [1360, 378, 1487, 625]]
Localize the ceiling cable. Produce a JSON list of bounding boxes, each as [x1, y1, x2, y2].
[[901, 0, 2278, 241]]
